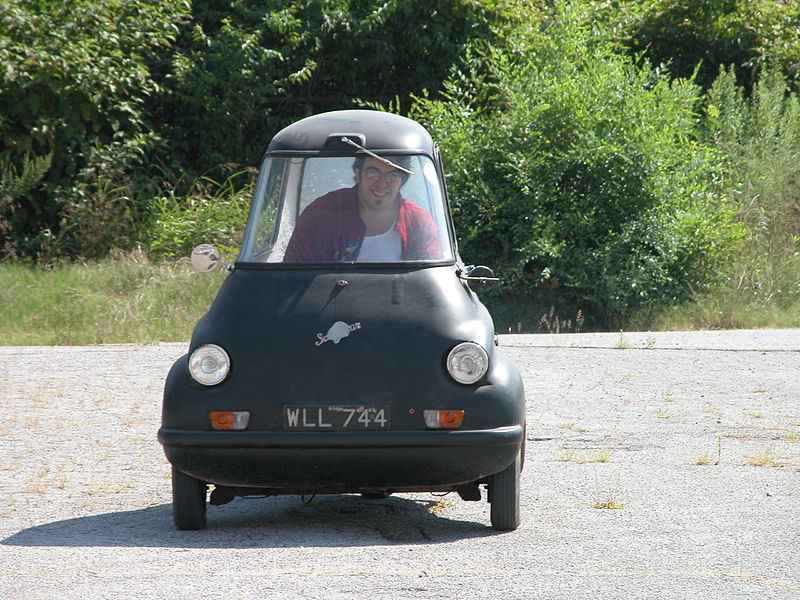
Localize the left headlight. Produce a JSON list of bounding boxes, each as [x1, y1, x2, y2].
[[446, 341, 489, 384], [188, 344, 230, 386]]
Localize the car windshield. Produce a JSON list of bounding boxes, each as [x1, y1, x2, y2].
[[239, 155, 454, 263]]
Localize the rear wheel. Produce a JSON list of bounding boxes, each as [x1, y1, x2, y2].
[[172, 467, 207, 530], [487, 451, 521, 531]]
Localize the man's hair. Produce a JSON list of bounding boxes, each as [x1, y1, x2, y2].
[[352, 155, 413, 183]]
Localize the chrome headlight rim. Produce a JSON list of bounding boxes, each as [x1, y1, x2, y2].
[[446, 341, 489, 385], [188, 344, 231, 386]]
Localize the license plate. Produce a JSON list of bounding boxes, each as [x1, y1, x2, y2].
[[283, 405, 390, 431]]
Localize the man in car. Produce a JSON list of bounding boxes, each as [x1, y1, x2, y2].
[[283, 155, 442, 262]]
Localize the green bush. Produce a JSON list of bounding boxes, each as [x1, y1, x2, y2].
[[702, 66, 800, 304], [145, 170, 254, 260], [0, 0, 509, 261], [412, 3, 744, 329], [153, 0, 510, 177], [590, 0, 800, 92], [0, 151, 51, 258], [0, 0, 189, 259]]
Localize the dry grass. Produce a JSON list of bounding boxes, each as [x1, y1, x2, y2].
[[690, 436, 723, 466], [557, 446, 613, 463], [584, 498, 626, 509], [782, 427, 799, 442], [557, 422, 589, 433], [744, 449, 781, 467]]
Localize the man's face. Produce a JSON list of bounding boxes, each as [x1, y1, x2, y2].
[[354, 157, 404, 212]]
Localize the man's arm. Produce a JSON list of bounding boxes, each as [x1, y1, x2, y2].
[[283, 210, 316, 261], [400, 201, 443, 260]]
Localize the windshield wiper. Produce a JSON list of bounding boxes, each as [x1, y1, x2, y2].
[[339, 137, 414, 175]]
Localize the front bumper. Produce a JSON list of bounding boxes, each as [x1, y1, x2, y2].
[[158, 425, 523, 492]]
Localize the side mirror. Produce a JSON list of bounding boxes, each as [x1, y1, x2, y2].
[[463, 265, 499, 293], [191, 244, 225, 273]]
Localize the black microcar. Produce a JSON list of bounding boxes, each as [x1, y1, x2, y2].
[[158, 110, 526, 531]]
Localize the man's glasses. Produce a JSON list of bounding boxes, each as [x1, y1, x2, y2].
[[361, 167, 403, 184]]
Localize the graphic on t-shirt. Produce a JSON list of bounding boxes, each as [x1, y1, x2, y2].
[[337, 241, 362, 261]]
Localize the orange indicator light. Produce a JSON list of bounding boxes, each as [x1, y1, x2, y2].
[[209, 411, 250, 430], [423, 409, 465, 429]]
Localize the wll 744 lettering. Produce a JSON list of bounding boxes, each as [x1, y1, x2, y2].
[[282, 405, 390, 431]]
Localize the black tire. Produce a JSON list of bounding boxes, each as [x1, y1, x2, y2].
[[488, 451, 521, 531], [172, 467, 208, 530]]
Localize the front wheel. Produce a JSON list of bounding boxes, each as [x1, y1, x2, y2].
[[172, 467, 207, 530], [487, 451, 521, 531]]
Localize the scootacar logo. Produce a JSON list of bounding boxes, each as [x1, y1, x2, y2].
[[315, 321, 362, 346]]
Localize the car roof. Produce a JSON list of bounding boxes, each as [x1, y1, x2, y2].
[[266, 110, 436, 156]]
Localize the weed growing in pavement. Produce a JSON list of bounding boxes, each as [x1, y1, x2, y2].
[[584, 450, 613, 464], [748, 410, 765, 419], [94, 395, 114, 408], [654, 409, 671, 419], [556, 446, 573, 462], [690, 436, 723, 466], [614, 332, 631, 349], [558, 422, 589, 432], [744, 448, 781, 467], [584, 498, 626, 509], [556, 446, 613, 463], [428, 502, 455, 513]]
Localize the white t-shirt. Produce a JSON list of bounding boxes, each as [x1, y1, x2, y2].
[[358, 226, 402, 261]]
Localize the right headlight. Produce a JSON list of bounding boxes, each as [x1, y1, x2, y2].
[[188, 344, 230, 386], [446, 341, 489, 384]]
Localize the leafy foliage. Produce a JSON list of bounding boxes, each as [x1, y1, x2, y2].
[[2, 0, 800, 331], [153, 0, 509, 176], [0, 0, 507, 260], [590, 0, 800, 92], [0, 151, 52, 200], [146, 170, 254, 260], [0, 0, 189, 258], [412, 3, 745, 329], [0, 151, 52, 258], [702, 66, 800, 305]]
